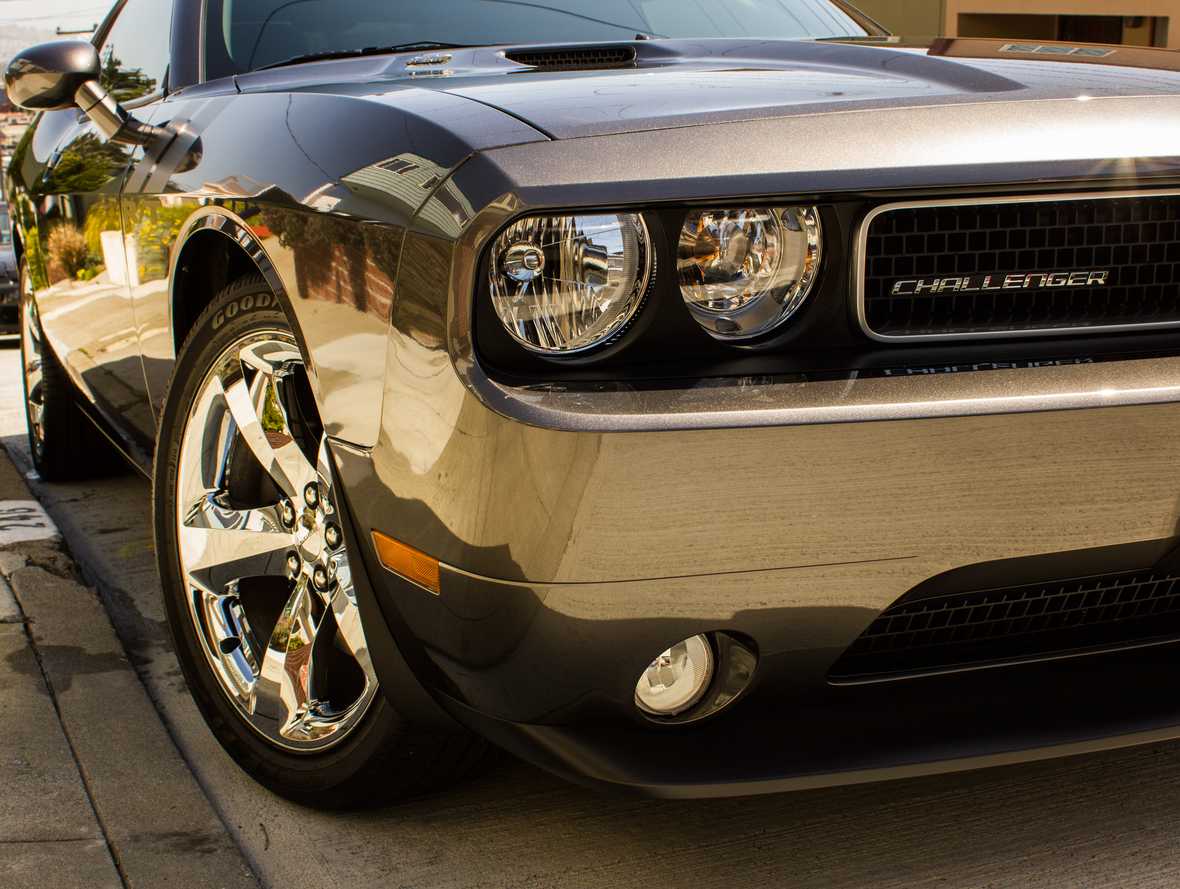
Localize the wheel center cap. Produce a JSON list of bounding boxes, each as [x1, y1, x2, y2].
[[295, 510, 325, 564]]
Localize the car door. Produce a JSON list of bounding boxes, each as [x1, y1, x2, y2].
[[10, 0, 174, 461], [91, 0, 178, 448]]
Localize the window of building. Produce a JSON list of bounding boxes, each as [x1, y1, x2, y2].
[[957, 13, 1168, 48]]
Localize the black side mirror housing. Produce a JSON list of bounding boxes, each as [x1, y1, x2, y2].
[[5, 40, 101, 111], [2, 39, 192, 164]]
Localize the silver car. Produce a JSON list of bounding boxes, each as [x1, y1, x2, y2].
[[7, 0, 1180, 806]]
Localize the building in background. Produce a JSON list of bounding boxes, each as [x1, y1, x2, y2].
[[854, 0, 1176, 48]]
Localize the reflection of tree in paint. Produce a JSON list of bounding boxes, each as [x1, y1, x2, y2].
[[42, 133, 126, 195], [100, 52, 157, 102], [134, 205, 190, 282], [84, 198, 121, 254]]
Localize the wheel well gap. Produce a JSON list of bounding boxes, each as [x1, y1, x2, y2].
[[172, 230, 263, 353]]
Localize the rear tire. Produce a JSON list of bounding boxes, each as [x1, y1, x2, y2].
[[19, 261, 126, 481], [154, 275, 495, 807]]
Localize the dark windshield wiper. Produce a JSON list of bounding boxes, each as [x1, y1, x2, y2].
[[258, 43, 473, 71]]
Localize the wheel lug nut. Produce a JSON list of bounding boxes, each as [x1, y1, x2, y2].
[[325, 524, 342, 549], [280, 501, 296, 527], [312, 564, 329, 591], [287, 552, 301, 574], [304, 483, 319, 509]]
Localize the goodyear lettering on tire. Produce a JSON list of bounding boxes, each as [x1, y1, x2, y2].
[[212, 291, 273, 329]]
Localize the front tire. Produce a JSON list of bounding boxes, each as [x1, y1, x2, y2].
[[154, 276, 492, 807]]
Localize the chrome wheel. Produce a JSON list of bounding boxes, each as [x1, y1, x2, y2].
[[19, 267, 46, 455], [175, 330, 377, 751]]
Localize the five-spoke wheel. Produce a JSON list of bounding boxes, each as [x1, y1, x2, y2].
[[176, 332, 377, 749], [155, 276, 494, 806]]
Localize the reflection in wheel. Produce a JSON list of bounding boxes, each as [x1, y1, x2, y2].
[[155, 276, 493, 807], [175, 329, 377, 750]]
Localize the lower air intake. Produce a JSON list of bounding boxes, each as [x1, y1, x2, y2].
[[829, 570, 1180, 680]]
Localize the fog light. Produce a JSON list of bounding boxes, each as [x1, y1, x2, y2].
[[635, 635, 714, 716]]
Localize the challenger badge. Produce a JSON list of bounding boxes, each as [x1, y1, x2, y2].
[[891, 270, 1110, 295]]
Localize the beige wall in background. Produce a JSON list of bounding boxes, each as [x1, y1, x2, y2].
[[851, 0, 1180, 48], [852, 0, 947, 36], [946, 0, 1179, 47]]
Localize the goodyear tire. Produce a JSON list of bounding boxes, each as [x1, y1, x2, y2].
[[154, 275, 493, 807]]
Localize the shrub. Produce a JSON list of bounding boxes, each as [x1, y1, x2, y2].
[[47, 222, 90, 280]]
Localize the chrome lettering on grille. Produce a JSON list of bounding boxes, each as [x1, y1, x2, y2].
[[891, 270, 1110, 295]]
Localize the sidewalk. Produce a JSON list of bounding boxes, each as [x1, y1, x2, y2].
[[0, 443, 260, 889]]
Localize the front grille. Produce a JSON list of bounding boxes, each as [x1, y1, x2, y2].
[[860, 194, 1180, 339], [504, 47, 636, 71], [828, 570, 1180, 680]]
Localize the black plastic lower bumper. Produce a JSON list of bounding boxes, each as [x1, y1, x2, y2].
[[434, 640, 1180, 799]]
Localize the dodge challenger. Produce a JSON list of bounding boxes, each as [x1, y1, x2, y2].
[[7, 0, 1180, 806]]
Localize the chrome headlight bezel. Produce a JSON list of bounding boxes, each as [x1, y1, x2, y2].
[[486, 211, 656, 358], [677, 206, 823, 341], [473, 202, 832, 377]]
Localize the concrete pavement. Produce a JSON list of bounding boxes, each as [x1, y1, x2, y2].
[[0, 430, 259, 888]]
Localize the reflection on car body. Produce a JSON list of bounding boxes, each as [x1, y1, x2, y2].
[[7, 0, 1180, 806]]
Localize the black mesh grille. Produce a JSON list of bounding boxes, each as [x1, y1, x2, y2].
[[828, 571, 1180, 680], [861, 196, 1180, 337], [504, 47, 635, 70]]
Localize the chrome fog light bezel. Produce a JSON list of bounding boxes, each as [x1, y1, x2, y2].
[[634, 634, 716, 717]]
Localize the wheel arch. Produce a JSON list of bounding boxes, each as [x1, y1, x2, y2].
[[11, 222, 24, 268], [169, 208, 290, 357], [166, 208, 460, 733]]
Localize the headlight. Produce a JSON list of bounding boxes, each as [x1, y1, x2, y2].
[[678, 207, 821, 339], [489, 213, 653, 356]]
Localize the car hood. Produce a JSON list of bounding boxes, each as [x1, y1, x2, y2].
[[232, 37, 1180, 141], [434, 38, 1180, 138]]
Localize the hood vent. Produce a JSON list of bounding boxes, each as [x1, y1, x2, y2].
[[504, 46, 636, 72]]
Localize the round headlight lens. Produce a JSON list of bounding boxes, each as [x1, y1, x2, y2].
[[634, 634, 714, 716], [489, 213, 652, 355], [678, 207, 821, 339]]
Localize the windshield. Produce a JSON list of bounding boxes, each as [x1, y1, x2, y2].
[[210, 0, 873, 74]]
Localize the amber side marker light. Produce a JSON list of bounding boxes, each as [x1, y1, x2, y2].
[[372, 531, 441, 593]]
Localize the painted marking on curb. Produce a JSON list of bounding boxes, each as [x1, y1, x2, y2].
[[0, 501, 59, 545]]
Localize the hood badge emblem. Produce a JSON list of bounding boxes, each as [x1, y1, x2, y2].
[[406, 54, 453, 67]]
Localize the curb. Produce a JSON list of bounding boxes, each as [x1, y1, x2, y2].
[[0, 441, 260, 889]]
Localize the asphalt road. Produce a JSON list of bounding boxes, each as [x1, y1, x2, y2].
[[5, 334, 1180, 888]]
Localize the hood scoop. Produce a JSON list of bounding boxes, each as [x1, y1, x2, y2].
[[504, 45, 636, 72]]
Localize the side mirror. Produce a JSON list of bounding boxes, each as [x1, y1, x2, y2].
[[4, 40, 167, 151], [4, 40, 100, 111]]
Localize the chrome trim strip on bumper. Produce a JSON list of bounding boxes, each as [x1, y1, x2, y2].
[[463, 353, 1180, 433], [853, 188, 1180, 344]]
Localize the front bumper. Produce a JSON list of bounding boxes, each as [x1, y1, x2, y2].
[[440, 640, 1180, 798], [332, 352, 1180, 794]]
